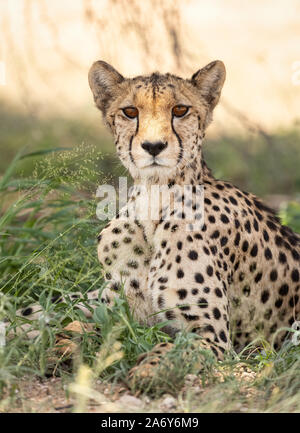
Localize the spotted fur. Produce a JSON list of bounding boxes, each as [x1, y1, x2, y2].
[[17, 60, 300, 368], [89, 60, 300, 360]]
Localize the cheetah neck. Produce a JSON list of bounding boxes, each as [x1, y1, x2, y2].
[[130, 158, 214, 242]]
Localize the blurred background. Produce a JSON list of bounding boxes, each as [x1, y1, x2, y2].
[[0, 0, 300, 203]]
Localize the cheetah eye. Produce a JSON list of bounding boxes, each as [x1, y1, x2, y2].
[[122, 106, 138, 119], [172, 105, 189, 118]]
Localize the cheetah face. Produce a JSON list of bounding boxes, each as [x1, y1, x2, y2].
[[89, 60, 226, 182]]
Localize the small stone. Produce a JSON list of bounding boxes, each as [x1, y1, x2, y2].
[[118, 394, 143, 409], [161, 395, 177, 411], [191, 386, 202, 395], [184, 374, 197, 386], [143, 396, 151, 405], [240, 406, 249, 412]]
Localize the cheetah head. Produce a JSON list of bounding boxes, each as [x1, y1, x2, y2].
[[89, 60, 225, 183]]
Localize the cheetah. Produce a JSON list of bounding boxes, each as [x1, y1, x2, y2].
[[16, 60, 300, 374]]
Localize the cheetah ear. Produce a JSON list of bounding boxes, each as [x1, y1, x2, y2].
[[191, 60, 226, 110], [88, 61, 124, 114]]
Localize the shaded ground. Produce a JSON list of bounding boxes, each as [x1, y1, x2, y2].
[[0, 365, 266, 413]]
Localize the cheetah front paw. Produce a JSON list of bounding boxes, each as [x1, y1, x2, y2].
[[127, 342, 174, 386], [54, 320, 95, 356]]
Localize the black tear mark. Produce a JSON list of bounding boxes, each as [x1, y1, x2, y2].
[[135, 113, 139, 136], [171, 115, 183, 164], [129, 135, 135, 165]]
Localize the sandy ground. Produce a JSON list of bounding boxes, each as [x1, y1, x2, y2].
[[1, 364, 259, 413], [1, 376, 135, 413]]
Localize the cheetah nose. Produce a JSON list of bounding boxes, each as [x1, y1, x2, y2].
[[141, 141, 167, 157]]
